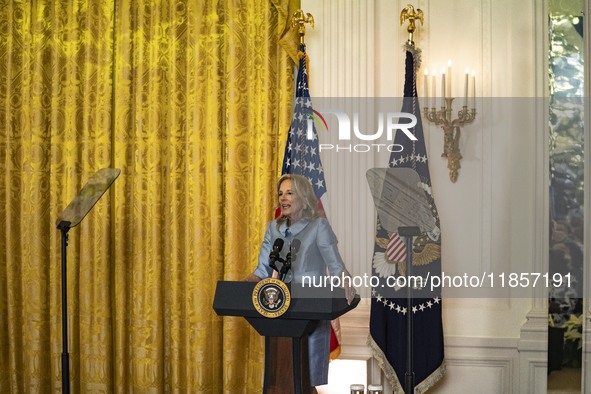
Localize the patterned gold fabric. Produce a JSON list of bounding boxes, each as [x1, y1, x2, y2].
[[0, 0, 296, 391]]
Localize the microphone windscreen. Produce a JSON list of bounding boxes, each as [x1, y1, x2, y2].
[[272, 238, 284, 252], [290, 239, 301, 252]]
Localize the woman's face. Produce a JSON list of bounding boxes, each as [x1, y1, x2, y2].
[[278, 179, 302, 221]]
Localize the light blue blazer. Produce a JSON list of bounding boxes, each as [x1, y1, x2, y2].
[[254, 217, 347, 282], [253, 217, 348, 387]]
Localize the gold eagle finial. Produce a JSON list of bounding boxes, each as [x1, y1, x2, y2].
[[292, 10, 315, 45], [400, 4, 424, 44]]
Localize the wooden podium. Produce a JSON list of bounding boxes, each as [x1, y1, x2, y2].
[[213, 281, 359, 393]]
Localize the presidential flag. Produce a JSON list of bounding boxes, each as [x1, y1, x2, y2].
[[367, 44, 445, 393], [280, 44, 342, 359]]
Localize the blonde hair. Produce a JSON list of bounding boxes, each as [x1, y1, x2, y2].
[[276, 174, 321, 228]]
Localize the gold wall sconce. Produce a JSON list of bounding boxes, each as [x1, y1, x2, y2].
[[423, 64, 476, 183], [423, 66, 477, 183]]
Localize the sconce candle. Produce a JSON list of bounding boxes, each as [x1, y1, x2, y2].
[[471, 70, 476, 109], [441, 69, 446, 106], [424, 69, 429, 107], [447, 60, 452, 97], [432, 70, 436, 108], [464, 68, 469, 107]]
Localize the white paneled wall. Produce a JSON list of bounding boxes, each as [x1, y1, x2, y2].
[[305, 1, 380, 287], [301, 0, 550, 392]]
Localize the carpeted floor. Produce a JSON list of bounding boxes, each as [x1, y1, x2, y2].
[[547, 368, 581, 393]]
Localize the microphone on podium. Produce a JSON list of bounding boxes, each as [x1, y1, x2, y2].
[[287, 239, 301, 260], [268, 238, 284, 272], [280, 239, 300, 281]]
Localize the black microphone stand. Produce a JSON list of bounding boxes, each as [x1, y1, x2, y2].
[[269, 256, 284, 275], [57, 220, 71, 394], [279, 256, 292, 282], [398, 226, 421, 394], [55, 168, 120, 393], [279, 240, 299, 282]]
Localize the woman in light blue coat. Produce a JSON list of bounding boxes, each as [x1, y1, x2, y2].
[[246, 174, 355, 390]]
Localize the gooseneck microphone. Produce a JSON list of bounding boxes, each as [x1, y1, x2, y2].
[[288, 238, 301, 257], [280, 239, 300, 281], [268, 238, 284, 272]]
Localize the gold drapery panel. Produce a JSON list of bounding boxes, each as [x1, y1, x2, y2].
[[0, 0, 296, 392]]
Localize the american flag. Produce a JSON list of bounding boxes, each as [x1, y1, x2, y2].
[[280, 45, 341, 358], [281, 50, 327, 205]]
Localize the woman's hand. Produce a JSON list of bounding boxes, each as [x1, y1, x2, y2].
[[343, 280, 356, 305], [243, 273, 262, 282]]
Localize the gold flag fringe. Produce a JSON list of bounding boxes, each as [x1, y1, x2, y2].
[[367, 334, 446, 393], [403, 42, 422, 75]]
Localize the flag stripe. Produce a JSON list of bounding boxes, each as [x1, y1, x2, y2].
[[387, 233, 407, 262]]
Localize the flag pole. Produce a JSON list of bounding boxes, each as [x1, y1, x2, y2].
[[400, 6, 424, 394], [369, 6, 445, 392], [291, 9, 315, 78]]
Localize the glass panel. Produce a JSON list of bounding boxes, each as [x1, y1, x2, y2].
[[547, 0, 585, 390], [56, 168, 121, 228]]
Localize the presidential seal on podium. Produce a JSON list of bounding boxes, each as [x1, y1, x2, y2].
[[252, 278, 291, 318]]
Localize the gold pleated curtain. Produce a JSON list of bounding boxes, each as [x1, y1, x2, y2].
[[0, 0, 296, 392]]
